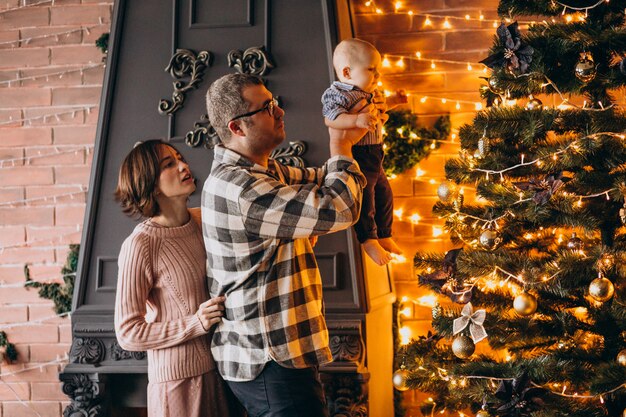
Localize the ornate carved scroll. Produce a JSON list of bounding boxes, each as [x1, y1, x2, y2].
[[110, 340, 146, 361], [61, 373, 105, 417], [270, 141, 307, 167], [322, 373, 369, 417], [69, 337, 105, 365], [185, 114, 220, 148], [228, 46, 275, 76], [159, 49, 212, 115]]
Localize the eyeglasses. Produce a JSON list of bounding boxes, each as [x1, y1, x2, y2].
[[229, 97, 279, 122]]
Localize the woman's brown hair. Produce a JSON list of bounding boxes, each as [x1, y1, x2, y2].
[[114, 139, 176, 218]]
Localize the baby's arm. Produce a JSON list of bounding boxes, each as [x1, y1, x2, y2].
[[325, 106, 377, 131], [322, 89, 377, 131]]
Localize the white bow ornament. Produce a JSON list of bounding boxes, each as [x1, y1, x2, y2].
[[452, 302, 487, 343]]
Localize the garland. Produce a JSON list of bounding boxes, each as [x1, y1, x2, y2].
[[383, 110, 451, 176], [24, 244, 78, 314], [0, 331, 17, 364]]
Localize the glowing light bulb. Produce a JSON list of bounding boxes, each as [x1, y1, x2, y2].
[[424, 17, 432, 26], [377, 81, 383, 87], [375, 8, 382, 14], [475, 102, 483, 110], [394, 208, 404, 220], [430, 61, 436, 69], [443, 19, 451, 29], [479, 14, 484, 20], [441, 98, 447, 104], [455, 102, 460, 110], [395, 57, 405, 68], [415, 51, 421, 59], [415, 168, 425, 177], [395, 1, 402, 11], [420, 96, 427, 103], [465, 14, 470, 20], [565, 14, 573, 22], [467, 63, 472, 71], [432, 226, 443, 237], [382, 56, 391, 67]]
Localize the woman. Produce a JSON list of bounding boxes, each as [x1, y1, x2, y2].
[[114, 139, 241, 417]]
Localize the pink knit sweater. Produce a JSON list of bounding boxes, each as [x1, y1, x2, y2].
[[114, 217, 213, 383]]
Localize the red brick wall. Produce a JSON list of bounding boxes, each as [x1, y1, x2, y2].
[[350, 0, 498, 414], [0, 1, 112, 416]]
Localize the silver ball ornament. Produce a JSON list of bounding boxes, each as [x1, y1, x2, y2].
[[392, 367, 410, 391], [616, 349, 626, 366], [575, 54, 597, 83], [514, 292, 537, 316], [451, 334, 475, 359], [589, 277, 615, 302], [437, 181, 458, 203], [566, 233, 583, 250], [525, 97, 543, 110], [479, 229, 500, 250], [488, 76, 503, 94]]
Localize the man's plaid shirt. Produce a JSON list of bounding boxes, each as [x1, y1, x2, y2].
[[201, 145, 366, 382]]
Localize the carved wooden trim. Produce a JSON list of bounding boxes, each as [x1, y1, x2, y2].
[[110, 340, 146, 361], [185, 114, 220, 148], [61, 373, 105, 417], [270, 141, 307, 167], [159, 49, 212, 115], [321, 372, 369, 417], [69, 337, 105, 365], [327, 320, 365, 367], [228, 46, 275, 76]]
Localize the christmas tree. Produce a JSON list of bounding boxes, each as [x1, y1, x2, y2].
[[396, 1, 626, 416]]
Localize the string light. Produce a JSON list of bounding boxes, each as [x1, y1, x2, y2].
[[0, 105, 97, 126], [0, 312, 70, 330], [0, 63, 104, 86], [0, 147, 92, 168], [0, 0, 54, 15], [0, 25, 104, 47], [0, 230, 82, 252], [0, 189, 87, 207]]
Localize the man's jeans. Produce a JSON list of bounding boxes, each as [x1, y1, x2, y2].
[[226, 361, 329, 417]]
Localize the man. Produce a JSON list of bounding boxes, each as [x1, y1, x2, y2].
[[202, 73, 366, 417]]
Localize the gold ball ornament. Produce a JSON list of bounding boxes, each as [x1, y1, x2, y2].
[[617, 349, 626, 366], [525, 97, 543, 110], [437, 181, 458, 203], [588, 277, 615, 302], [451, 334, 475, 359], [479, 229, 501, 250], [392, 367, 410, 391], [575, 54, 597, 83], [476, 411, 491, 417], [514, 292, 537, 316]]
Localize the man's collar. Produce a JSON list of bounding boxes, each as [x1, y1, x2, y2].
[[214, 145, 271, 173]]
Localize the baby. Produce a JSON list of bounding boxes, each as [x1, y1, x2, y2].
[[322, 38, 406, 265]]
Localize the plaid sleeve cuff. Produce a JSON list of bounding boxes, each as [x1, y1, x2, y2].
[[325, 156, 366, 187]]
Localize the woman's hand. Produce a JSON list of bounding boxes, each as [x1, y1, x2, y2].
[[196, 296, 226, 331]]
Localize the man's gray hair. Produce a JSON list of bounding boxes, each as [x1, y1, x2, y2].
[[205, 73, 264, 143]]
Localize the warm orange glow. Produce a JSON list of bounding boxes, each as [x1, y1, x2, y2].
[[410, 213, 421, 224], [432, 226, 443, 237], [394, 208, 404, 220]]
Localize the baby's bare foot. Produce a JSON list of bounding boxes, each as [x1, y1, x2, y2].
[[379, 237, 403, 255], [362, 239, 392, 266]]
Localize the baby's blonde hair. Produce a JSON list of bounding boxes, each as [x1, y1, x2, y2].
[[332, 38, 378, 77]]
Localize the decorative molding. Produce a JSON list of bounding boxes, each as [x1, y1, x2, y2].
[[330, 334, 363, 364], [159, 49, 212, 115], [270, 141, 307, 167], [321, 373, 369, 417], [228, 46, 275, 76], [185, 114, 220, 148], [110, 340, 146, 361], [69, 337, 105, 365], [61, 373, 105, 417]]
